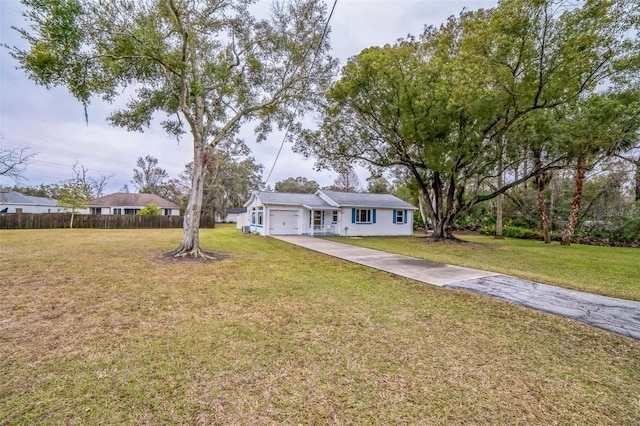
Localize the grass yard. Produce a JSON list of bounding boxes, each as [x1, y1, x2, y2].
[[325, 233, 640, 301], [1, 226, 639, 424]]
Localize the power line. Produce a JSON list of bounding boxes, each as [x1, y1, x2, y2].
[[264, 0, 338, 185]]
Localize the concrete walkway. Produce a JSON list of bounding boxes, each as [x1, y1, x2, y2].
[[274, 235, 640, 340]]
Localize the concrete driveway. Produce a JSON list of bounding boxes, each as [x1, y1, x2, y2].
[[274, 235, 640, 340]]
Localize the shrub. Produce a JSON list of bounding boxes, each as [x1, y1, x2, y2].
[[479, 224, 537, 239], [137, 203, 161, 216]]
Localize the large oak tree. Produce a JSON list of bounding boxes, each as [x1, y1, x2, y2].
[[295, 0, 639, 239], [9, 0, 336, 256]]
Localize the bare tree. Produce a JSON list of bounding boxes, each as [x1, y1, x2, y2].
[[331, 168, 362, 192], [71, 162, 111, 198], [131, 155, 169, 195], [1, 147, 35, 183]]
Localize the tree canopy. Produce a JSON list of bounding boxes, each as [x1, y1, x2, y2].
[[10, 0, 336, 256], [295, 0, 640, 239], [274, 176, 319, 193]]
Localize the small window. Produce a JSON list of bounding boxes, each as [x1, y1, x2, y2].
[[113, 208, 122, 215], [356, 209, 372, 223], [395, 210, 404, 224], [332, 210, 338, 223], [257, 207, 263, 226], [164, 209, 172, 216], [90, 207, 102, 215]]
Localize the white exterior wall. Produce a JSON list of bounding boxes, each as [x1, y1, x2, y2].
[[244, 195, 414, 237], [340, 207, 413, 237], [93, 206, 179, 216], [236, 213, 248, 229], [245, 197, 270, 236], [0, 203, 65, 214]]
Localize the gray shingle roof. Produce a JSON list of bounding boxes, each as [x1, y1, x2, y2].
[[256, 192, 335, 208], [89, 193, 179, 209], [0, 190, 57, 205], [320, 190, 416, 209], [250, 190, 417, 210]]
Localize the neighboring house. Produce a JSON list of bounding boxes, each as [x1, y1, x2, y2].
[[88, 193, 180, 216], [216, 207, 246, 223], [243, 190, 417, 237], [0, 190, 65, 214]]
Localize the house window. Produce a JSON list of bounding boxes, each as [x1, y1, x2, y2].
[[257, 207, 263, 226], [164, 209, 172, 216], [251, 207, 256, 225], [124, 209, 139, 215], [332, 210, 338, 223], [356, 209, 372, 223], [90, 207, 102, 214], [395, 210, 404, 224], [113, 208, 122, 215]]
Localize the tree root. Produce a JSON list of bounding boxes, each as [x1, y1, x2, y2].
[[170, 246, 217, 260], [169, 248, 215, 260]]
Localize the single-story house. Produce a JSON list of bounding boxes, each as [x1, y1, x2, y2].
[[216, 207, 246, 223], [0, 190, 65, 214], [243, 189, 417, 237], [88, 193, 180, 216]]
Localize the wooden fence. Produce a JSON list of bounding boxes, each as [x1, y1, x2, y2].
[[0, 213, 217, 230]]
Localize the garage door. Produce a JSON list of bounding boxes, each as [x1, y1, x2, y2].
[[269, 210, 299, 235]]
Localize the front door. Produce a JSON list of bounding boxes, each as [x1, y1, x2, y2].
[[313, 210, 323, 229]]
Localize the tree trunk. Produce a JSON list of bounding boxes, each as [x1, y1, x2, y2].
[[561, 154, 587, 246], [635, 154, 640, 202], [495, 152, 504, 239], [533, 148, 552, 244], [535, 175, 551, 244], [172, 138, 208, 257], [70, 210, 75, 229], [418, 194, 428, 230], [429, 176, 458, 240], [431, 217, 454, 240]]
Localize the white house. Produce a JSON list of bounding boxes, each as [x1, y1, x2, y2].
[[0, 190, 64, 214], [216, 207, 246, 223], [88, 193, 180, 216], [243, 190, 417, 237]]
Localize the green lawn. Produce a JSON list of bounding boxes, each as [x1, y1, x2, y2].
[[1, 226, 639, 424], [324, 233, 640, 301]]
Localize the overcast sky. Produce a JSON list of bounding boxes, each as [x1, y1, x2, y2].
[[0, 0, 497, 193]]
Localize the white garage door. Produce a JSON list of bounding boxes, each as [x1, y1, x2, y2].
[[269, 210, 299, 235]]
